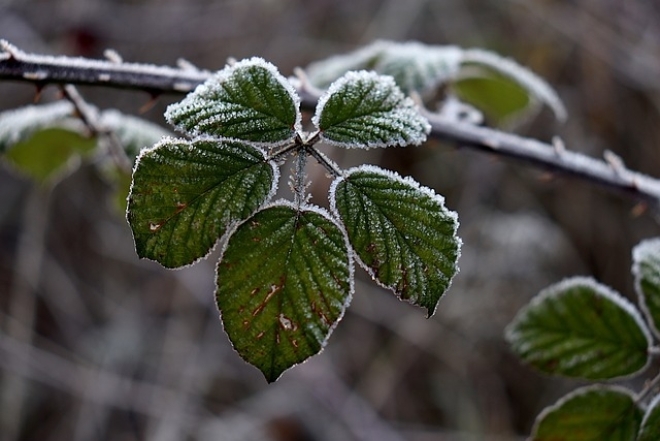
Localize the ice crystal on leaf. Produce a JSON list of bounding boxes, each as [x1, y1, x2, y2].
[[306, 40, 565, 121], [127, 137, 279, 268], [329, 165, 460, 316], [0, 101, 83, 151], [313, 71, 430, 149], [505, 276, 651, 381], [216, 201, 353, 382], [165, 57, 301, 146], [531, 385, 643, 441], [125, 52, 461, 381]]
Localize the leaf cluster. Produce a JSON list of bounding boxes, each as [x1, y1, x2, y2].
[[506, 238, 660, 440], [127, 57, 461, 381]]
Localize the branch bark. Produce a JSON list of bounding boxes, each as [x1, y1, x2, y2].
[[2, 40, 660, 208]]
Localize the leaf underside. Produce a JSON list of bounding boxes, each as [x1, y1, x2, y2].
[[165, 58, 299, 145], [532, 386, 642, 441], [506, 277, 651, 380], [216, 203, 352, 382], [331, 166, 460, 316], [314, 71, 429, 149], [127, 138, 277, 268]]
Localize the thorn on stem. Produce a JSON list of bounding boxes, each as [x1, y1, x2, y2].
[[33, 84, 45, 103], [552, 136, 566, 155], [631, 202, 647, 217], [139, 93, 160, 114], [177, 58, 199, 72], [604, 150, 627, 175], [103, 49, 123, 64], [0, 40, 20, 59]]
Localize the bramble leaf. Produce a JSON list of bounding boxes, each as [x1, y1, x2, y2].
[[506, 277, 651, 380], [306, 40, 566, 120], [305, 40, 463, 96], [127, 137, 278, 268], [216, 203, 352, 382], [0, 101, 84, 152], [531, 386, 642, 441], [165, 58, 301, 145], [4, 127, 96, 183], [461, 48, 567, 121], [633, 238, 660, 337], [330, 165, 460, 316], [638, 394, 660, 441], [313, 71, 430, 149]]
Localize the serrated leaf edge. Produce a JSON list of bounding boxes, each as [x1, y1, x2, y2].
[[214, 199, 355, 379], [530, 384, 641, 440], [505, 276, 653, 381], [165, 57, 302, 146], [312, 70, 431, 149], [126, 135, 280, 269], [329, 164, 461, 316]]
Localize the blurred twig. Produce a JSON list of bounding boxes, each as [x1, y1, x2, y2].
[[1, 40, 660, 208]]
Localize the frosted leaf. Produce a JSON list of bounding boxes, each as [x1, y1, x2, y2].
[[639, 393, 660, 441], [100, 110, 172, 161], [462, 48, 567, 121], [531, 385, 642, 441], [4, 127, 96, 183], [306, 40, 566, 121], [216, 201, 353, 382], [305, 40, 388, 89], [165, 58, 301, 146], [367, 42, 463, 96], [0, 101, 85, 151], [127, 137, 278, 268], [632, 237, 660, 338], [306, 40, 462, 96], [330, 165, 461, 316], [313, 71, 430, 149], [505, 276, 652, 380]]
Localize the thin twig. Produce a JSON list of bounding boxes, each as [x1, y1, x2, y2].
[[61, 85, 132, 173], [2, 40, 660, 207], [635, 370, 660, 404]]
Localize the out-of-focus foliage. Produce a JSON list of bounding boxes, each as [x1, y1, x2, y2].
[[2, 1, 660, 440]]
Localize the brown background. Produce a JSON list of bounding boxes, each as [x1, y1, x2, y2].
[[1, 1, 660, 440]]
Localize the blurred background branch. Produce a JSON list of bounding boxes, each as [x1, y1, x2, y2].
[[1, 1, 660, 440]]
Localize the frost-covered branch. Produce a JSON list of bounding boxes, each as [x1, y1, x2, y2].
[[0, 40, 209, 94], [2, 40, 660, 206], [422, 111, 660, 207]]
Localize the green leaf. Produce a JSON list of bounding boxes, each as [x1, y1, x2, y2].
[[101, 109, 172, 162], [531, 386, 642, 441], [461, 48, 567, 121], [638, 394, 660, 441], [306, 41, 566, 121], [216, 202, 353, 382], [0, 101, 84, 152], [452, 73, 531, 124], [313, 71, 430, 149], [633, 238, 660, 337], [127, 137, 278, 268], [306, 40, 463, 96], [165, 58, 300, 145], [4, 127, 96, 183], [330, 165, 460, 316], [505, 277, 651, 380]]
